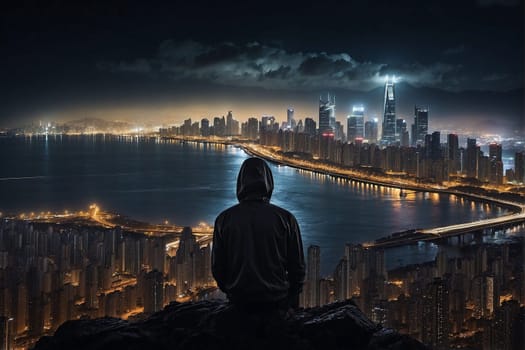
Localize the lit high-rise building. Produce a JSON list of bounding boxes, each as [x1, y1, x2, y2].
[[431, 131, 441, 160], [515, 151, 525, 184], [381, 76, 396, 145], [489, 142, 502, 161], [447, 134, 460, 175], [225, 111, 239, 136], [347, 105, 365, 142], [143, 269, 164, 314], [412, 107, 429, 146], [0, 316, 14, 350], [246, 117, 259, 140], [466, 138, 478, 178], [489, 143, 503, 185], [491, 300, 521, 350], [422, 278, 449, 350], [287, 108, 294, 129], [213, 116, 225, 137], [200, 118, 210, 137], [396, 118, 408, 147], [319, 94, 336, 134], [304, 118, 316, 136], [365, 118, 378, 143], [175, 227, 198, 295], [260, 115, 275, 131], [305, 245, 320, 307]]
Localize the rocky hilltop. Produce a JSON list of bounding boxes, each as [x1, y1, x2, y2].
[[34, 299, 427, 350]]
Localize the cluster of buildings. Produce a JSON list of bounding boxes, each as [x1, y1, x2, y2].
[[0, 212, 523, 350], [302, 239, 524, 350], [159, 77, 524, 186], [0, 219, 213, 348]]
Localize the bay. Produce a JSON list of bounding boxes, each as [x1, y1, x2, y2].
[[0, 135, 510, 274]]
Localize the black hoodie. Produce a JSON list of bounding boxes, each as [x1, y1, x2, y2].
[[212, 157, 305, 305]]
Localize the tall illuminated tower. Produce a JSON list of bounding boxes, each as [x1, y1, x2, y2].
[[412, 106, 429, 146], [347, 105, 365, 142], [319, 94, 336, 134], [287, 108, 294, 129], [381, 76, 396, 145]]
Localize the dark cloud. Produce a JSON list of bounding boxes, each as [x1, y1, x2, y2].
[[298, 55, 353, 76], [99, 40, 470, 92], [0, 0, 522, 128], [263, 66, 292, 79]]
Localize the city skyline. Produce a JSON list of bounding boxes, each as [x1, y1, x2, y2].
[[1, 1, 523, 133]]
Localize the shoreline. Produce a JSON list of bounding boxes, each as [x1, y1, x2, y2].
[[2, 135, 524, 248], [236, 143, 525, 244], [240, 143, 525, 213]]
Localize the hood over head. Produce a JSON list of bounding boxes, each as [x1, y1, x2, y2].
[[236, 157, 274, 202]]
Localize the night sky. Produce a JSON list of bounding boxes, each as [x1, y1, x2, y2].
[[1, 0, 524, 132]]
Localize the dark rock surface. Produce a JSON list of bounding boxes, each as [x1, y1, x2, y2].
[[33, 299, 427, 350]]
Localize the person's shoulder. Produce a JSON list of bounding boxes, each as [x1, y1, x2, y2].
[[215, 204, 242, 222], [268, 203, 297, 221]]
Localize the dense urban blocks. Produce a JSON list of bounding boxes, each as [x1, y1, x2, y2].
[[0, 216, 522, 349]]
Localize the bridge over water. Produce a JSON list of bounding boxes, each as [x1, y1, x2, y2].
[[364, 204, 525, 249]]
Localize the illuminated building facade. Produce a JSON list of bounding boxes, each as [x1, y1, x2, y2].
[[515, 151, 525, 184], [319, 94, 336, 134], [447, 134, 460, 175], [304, 118, 316, 136], [200, 118, 210, 137], [143, 270, 164, 314], [422, 278, 449, 350], [381, 77, 396, 145], [396, 118, 408, 147], [489, 143, 503, 185], [305, 245, 321, 307], [412, 107, 429, 146], [287, 108, 294, 129], [347, 106, 365, 142], [465, 138, 478, 178], [364, 118, 378, 143]]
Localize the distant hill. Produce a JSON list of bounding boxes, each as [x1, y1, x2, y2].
[[64, 118, 133, 132]]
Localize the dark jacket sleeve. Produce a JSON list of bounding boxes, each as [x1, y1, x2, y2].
[[286, 215, 305, 299], [211, 215, 227, 292]]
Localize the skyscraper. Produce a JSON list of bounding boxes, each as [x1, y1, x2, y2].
[[260, 115, 275, 131], [213, 116, 225, 137], [447, 134, 460, 175], [422, 278, 449, 350], [226, 111, 234, 136], [347, 105, 365, 142], [431, 131, 441, 160], [365, 118, 379, 143], [143, 269, 164, 314], [287, 108, 294, 129], [175, 227, 197, 295], [515, 151, 524, 184], [304, 118, 316, 136], [396, 119, 408, 147], [381, 76, 396, 145], [200, 118, 210, 137], [319, 94, 336, 134], [305, 245, 320, 307], [489, 143, 503, 185], [412, 107, 429, 146], [466, 138, 478, 178], [245, 117, 259, 140]]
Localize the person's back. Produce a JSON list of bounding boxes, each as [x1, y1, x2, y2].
[[212, 157, 305, 309]]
